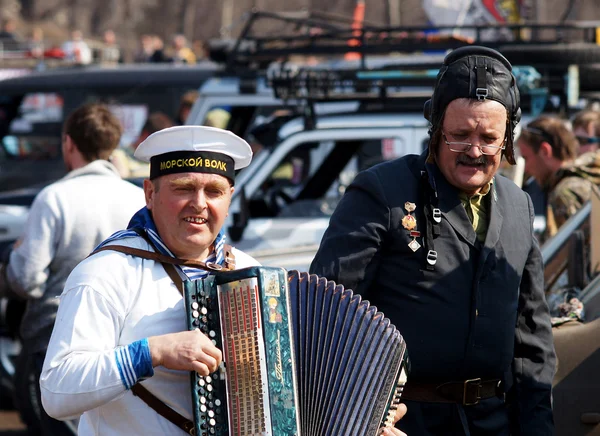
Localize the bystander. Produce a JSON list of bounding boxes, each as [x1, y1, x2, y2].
[[0, 103, 145, 435]]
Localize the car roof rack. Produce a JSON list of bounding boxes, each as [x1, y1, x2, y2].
[[270, 68, 433, 102], [211, 9, 600, 71], [269, 64, 550, 129]]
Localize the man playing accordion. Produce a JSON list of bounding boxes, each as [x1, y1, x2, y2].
[[40, 125, 407, 435]]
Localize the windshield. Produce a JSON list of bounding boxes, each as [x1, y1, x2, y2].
[[0, 92, 155, 192], [0, 81, 207, 194], [0, 93, 65, 192]]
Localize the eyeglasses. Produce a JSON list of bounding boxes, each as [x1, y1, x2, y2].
[[576, 135, 600, 145], [442, 132, 506, 156]]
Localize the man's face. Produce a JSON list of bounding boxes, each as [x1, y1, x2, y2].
[[517, 138, 550, 185], [436, 99, 507, 195], [144, 172, 234, 261]]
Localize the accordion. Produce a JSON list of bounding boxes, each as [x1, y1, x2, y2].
[[184, 267, 409, 436]]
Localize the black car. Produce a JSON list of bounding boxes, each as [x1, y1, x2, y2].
[[0, 62, 222, 196]]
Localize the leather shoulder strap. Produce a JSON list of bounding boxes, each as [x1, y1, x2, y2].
[[91, 233, 228, 432], [92, 244, 226, 272], [91, 228, 235, 272], [162, 262, 184, 295], [91, 245, 186, 295], [131, 383, 194, 434]]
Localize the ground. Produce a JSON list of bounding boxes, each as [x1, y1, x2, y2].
[[0, 409, 26, 435]]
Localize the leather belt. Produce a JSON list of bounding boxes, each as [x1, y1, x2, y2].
[[402, 378, 503, 406]]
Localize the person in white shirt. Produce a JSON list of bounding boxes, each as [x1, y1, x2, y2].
[[0, 103, 145, 435], [40, 125, 408, 436], [39, 126, 259, 435]]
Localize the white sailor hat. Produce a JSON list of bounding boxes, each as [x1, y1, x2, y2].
[[134, 125, 252, 184]]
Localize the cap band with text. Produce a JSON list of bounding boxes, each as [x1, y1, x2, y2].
[[150, 150, 235, 183]]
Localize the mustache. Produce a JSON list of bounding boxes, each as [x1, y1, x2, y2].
[[456, 155, 488, 165]]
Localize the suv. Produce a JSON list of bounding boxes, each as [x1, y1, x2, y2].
[[224, 111, 431, 270], [187, 55, 554, 268], [188, 58, 600, 435]]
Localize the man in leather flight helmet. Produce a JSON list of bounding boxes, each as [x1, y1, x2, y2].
[[424, 45, 521, 166], [311, 46, 555, 435]]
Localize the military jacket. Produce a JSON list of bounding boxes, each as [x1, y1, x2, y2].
[[310, 152, 556, 435], [544, 151, 600, 241]]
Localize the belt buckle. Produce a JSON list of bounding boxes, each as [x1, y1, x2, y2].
[[463, 378, 482, 406]]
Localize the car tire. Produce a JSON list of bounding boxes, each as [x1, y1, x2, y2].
[[499, 43, 600, 66]]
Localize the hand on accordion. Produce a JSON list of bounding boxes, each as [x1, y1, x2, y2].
[[380, 403, 408, 436], [148, 330, 222, 376]]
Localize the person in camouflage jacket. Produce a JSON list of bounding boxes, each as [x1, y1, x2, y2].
[[517, 115, 600, 242]]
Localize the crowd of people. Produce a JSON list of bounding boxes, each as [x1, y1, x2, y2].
[[0, 17, 207, 67], [1, 38, 600, 435]]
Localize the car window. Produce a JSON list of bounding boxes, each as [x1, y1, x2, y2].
[[0, 80, 205, 192], [0, 94, 151, 161], [80, 88, 185, 147], [1, 93, 63, 163], [13, 93, 63, 125], [249, 137, 406, 219], [200, 104, 293, 141], [248, 141, 326, 218], [108, 104, 149, 148]]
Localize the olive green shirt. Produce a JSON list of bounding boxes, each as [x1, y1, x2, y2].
[[459, 182, 492, 242]]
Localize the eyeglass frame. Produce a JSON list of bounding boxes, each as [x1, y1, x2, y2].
[[442, 131, 507, 156]]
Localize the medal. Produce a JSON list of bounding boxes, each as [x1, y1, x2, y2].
[[403, 202, 421, 251], [401, 214, 417, 231], [408, 230, 421, 252]]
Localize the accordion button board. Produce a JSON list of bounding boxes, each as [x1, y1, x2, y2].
[[185, 266, 409, 436]]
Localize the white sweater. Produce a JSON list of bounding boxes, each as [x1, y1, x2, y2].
[[40, 235, 259, 435], [5, 160, 145, 351]]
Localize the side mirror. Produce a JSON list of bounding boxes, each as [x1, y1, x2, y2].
[[228, 187, 249, 243]]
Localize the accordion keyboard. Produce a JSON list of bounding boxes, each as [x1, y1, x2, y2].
[[187, 277, 229, 435], [219, 282, 269, 434], [185, 267, 409, 436]]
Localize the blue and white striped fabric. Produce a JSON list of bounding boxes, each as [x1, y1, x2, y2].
[[96, 206, 226, 280], [95, 206, 227, 389], [115, 339, 154, 389]]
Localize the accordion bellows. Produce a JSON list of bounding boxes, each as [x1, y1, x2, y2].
[[185, 267, 409, 436]]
